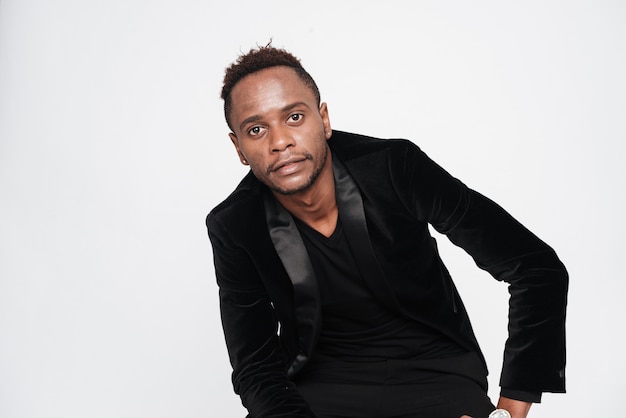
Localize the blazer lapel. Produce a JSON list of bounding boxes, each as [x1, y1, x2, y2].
[[263, 189, 321, 375], [333, 157, 401, 312]]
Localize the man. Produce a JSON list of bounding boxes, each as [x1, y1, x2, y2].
[[207, 45, 568, 418]]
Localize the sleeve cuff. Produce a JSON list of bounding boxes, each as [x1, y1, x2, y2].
[[500, 388, 542, 403]]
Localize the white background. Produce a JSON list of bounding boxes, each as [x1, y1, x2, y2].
[[1, 1, 624, 417]]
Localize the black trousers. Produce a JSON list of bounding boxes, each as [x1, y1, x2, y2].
[[293, 352, 495, 418]]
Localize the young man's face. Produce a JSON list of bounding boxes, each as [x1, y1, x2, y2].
[[227, 66, 332, 196]]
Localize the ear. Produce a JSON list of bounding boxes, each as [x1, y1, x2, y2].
[[319, 102, 332, 140], [229, 132, 249, 165]]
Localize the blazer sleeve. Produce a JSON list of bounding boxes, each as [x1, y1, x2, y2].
[[390, 139, 568, 394], [207, 213, 316, 417]]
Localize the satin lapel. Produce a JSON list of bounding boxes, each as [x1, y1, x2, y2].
[[263, 189, 321, 375], [333, 157, 400, 312]]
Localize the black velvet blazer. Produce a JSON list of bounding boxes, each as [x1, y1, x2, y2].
[[207, 130, 568, 417]]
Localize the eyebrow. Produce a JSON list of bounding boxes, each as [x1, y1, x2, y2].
[[238, 102, 312, 132]]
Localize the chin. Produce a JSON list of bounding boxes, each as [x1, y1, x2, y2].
[[270, 177, 316, 196], [271, 183, 311, 196]]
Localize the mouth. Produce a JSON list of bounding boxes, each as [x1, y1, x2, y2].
[[269, 155, 308, 174]]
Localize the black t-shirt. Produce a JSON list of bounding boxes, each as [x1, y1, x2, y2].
[[295, 217, 467, 362]]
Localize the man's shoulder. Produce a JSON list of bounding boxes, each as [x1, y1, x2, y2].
[[206, 171, 264, 231], [330, 130, 419, 159]]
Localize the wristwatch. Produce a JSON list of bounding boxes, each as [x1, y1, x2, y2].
[[488, 410, 511, 418]]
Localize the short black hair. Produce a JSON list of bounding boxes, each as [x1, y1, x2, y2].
[[221, 44, 320, 130]]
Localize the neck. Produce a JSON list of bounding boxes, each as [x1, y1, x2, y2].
[[273, 154, 337, 237]]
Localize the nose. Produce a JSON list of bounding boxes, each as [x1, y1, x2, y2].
[[269, 127, 294, 153]]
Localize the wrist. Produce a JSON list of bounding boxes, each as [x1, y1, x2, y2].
[[496, 396, 531, 418]]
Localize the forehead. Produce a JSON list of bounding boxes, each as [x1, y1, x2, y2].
[[229, 66, 317, 117]]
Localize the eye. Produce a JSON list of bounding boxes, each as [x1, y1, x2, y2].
[[288, 113, 304, 123], [248, 126, 264, 136]]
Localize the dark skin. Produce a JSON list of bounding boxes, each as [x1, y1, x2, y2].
[[228, 66, 336, 237], [227, 65, 532, 418]]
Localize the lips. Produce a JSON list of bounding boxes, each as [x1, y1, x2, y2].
[[269, 155, 308, 174]]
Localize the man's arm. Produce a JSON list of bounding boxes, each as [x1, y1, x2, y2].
[[391, 139, 568, 397]]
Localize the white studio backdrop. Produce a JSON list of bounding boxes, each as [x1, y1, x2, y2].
[[1, 1, 624, 417]]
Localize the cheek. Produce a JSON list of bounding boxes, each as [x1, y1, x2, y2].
[[248, 163, 269, 181], [239, 147, 266, 170], [241, 146, 257, 160], [237, 143, 254, 160]]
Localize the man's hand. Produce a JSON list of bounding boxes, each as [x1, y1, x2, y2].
[[460, 396, 532, 418]]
